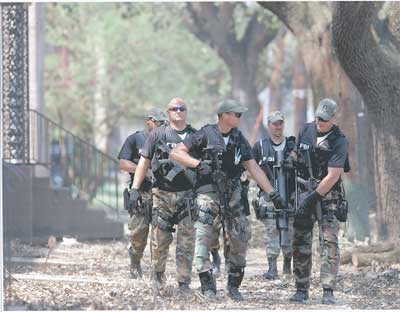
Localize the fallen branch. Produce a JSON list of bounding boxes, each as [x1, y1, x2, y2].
[[352, 249, 400, 268]]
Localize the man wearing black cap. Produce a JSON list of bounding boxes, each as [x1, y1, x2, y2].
[[289, 98, 350, 304], [170, 99, 287, 301], [118, 108, 167, 278]]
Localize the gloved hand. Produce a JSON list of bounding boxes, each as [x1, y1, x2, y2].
[[268, 191, 287, 211], [295, 190, 323, 218], [128, 188, 142, 215], [196, 161, 212, 177]]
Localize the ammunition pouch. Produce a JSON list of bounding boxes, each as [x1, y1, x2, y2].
[[123, 188, 132, 216], [335, 198, 348, 222], [252, 198, 260, 219], [176, 193, 194, 222], [197, 206, 217, 226], [142, 198, 153, 225], [240, 181, 250, 216], [321, 189, 344, 222], [155, 210, 176, 233]]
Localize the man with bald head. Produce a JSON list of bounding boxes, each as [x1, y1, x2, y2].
[[131, 97, 197, 292]]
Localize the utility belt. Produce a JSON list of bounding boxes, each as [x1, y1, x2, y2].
[[194, 178, 246, 225], [152, 190, 195, 232]]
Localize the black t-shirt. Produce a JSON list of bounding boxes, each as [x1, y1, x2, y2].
[[183, 124, 254, 187], [118, 130, 147, 163], [118, 130, 151, 191], [296, 121, 350, 184], [141, 124, 196, 192]]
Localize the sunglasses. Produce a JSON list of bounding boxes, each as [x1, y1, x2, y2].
[[146, 117, 155, 122], [316, 116, 330, 122], [168, 106, 187, 112]]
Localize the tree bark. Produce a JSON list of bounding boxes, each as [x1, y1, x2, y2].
[[184, 3, 278, 136], [332, 2, 400, 240], [292, 47, 308, 135]]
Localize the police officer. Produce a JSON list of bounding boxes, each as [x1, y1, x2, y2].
[[252, 111, 296, 280], [289, 98, 350, 304], [118, 108, 166, 278], [170, 99, 287, 301], [131, 97, 196, 292]]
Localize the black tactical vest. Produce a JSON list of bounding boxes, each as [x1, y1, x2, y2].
[[298, 122, 350, 186], [258, 136, 296, 180], [200, 124, 245, 180], [152, 124, 196, 192]]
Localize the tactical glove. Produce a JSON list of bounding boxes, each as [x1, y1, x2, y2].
[[196, 161, 212, 177], [128, 188, 142, 216], [268, 191, 287, 211], [295, 190, 323, 218]]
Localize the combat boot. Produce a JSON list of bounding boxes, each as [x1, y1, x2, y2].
[[154, 271, 166, 285], [263, 256, 278, 280], [129, 248, 143, 279], [199, 270, 217, 299], [227, 268, 244, 301], [321, 288, 335, 305], [282, 256, 292, 275], [289, 289, 309, 303], [178, 282, 190, 292], [211, 249, 221, 275]]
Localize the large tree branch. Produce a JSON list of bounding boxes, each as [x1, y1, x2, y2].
[[332, 2, 400, 112], [184, 3, 238, 66], [258, 2, 307, 34]]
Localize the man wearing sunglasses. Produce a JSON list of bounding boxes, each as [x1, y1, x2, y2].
[[131, 97, 197, 292], [118, 108, 166, 279], [289, 98, 350, 304], [252, 111, 296, 280], [170, 99, 287, 301]]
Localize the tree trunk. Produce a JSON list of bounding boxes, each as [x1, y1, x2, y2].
[[230, 61, 259, 137], [292, 47, 308, 135], [268, 36, 285, 112], [332, 2, 400, 240]]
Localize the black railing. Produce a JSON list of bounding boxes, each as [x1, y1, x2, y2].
[[24, 109, 121, 218]]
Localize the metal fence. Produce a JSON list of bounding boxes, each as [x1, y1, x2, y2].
[[27, 109, 121, 217]]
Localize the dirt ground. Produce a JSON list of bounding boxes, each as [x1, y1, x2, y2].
[[4, 235, 400, 311]]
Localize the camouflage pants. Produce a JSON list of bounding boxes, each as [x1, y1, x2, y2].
[[262, 217, 294, 258], [151, 188, 195, 284], [258, 193, 294, 258], [210, 222, 229, 259], [128, 192, 152, 261], [293, 191, 341, 290], [194, 187, 251, 273]]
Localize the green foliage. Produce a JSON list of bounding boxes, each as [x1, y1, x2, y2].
[[44, 3, 229, 138]]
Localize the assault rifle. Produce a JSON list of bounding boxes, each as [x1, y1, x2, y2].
[[295, 149, 323, 247], [273, 150, 292, 247], [152, 143, 197, 188]]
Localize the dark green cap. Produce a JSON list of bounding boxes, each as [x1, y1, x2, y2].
[[315, 98, 337, 121], [146, 108, 167, 121], [216, 99, 248, 114]]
